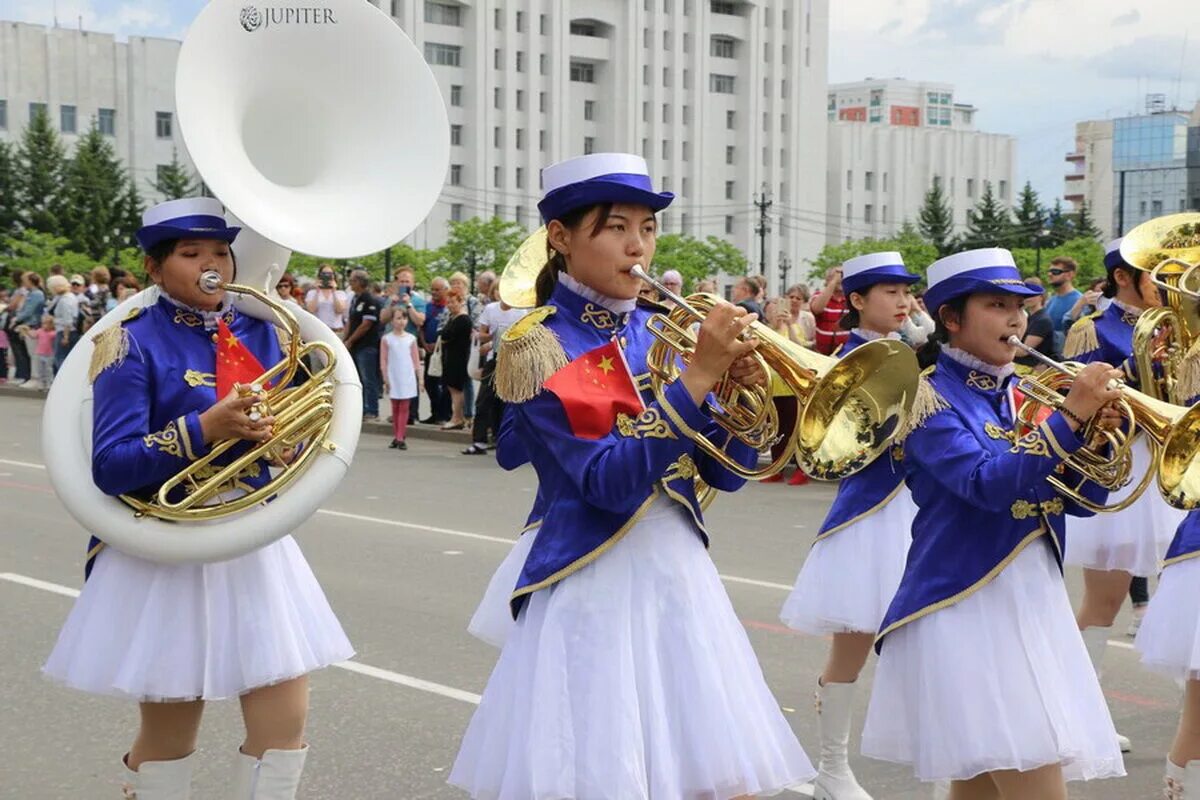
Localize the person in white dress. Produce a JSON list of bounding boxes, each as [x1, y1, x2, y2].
[[861, 248, 1126, 799], [43, 198, 354, 800], [380, 313, 422, 449], [780, 252, 921, 800]]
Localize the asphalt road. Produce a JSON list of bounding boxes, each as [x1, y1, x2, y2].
[[0, 393, 1183, 799]]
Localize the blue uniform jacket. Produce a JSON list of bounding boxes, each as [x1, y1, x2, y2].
[[876, 351, 1104, 651], [86, 295, 283, 575], [498, 281, 757, 614], [817, 331, 909, 539], [1063, 302, 1141, 386]]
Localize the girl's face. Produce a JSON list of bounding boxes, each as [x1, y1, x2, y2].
[[450, 278, 469, 296], [851, 282, 912, 335], [146, 239, 234, 311], [447, 294, 464, 314], [392, 315, 407, 334], [41, 316, 54, 330], [945, 293, 1028, 367], [550, 203, 657, 301]]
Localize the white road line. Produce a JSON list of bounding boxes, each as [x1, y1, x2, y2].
[[0, 571, 483, 706], [0, 458, 45, 470], [316, 508, 517, 546]]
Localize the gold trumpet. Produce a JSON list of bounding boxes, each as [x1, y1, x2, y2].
[[632, 266, 920, 480], [1008, 335, 1200, 511], [1121, 213, 1200, 403], [120, 272, 339, 521]]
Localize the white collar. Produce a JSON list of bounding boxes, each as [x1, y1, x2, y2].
[[1110, 299, 1143, 318], [942, 346, 1015, 380], [560, 272, 637, 314], [162, 290, 229, 330], [851, 327, 901, 342]]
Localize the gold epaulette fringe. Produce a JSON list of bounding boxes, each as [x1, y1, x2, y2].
[[898, 371, 949, 439], [87, 325, 130, 383], [1062, 314, 1099, 358], [1174, 336, 1200, 405], [494, 307, 567, 403]]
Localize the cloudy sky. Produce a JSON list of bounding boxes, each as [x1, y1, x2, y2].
[[1, 0, 1194, 207]]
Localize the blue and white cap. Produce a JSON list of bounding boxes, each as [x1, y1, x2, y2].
[[136, 197, 241, 252], [1104, 238, 1126, 270], [840, 251, 920, 295], [924, 247, 1041, 313], [538, 153, 674, 223]]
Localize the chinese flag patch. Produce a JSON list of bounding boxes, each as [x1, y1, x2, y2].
[[215, 319, 268, 398], [543, 341, 644, 439]]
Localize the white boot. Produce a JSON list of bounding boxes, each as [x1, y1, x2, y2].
[[813, 681, 872, 800], [1164, 758, 1200, 799], [1081, 625, 1132, 752], [230, 746, 308, 799], [121, 752, 195, 799]]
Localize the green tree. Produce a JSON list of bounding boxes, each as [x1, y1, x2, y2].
[[151, 148, 200, 199], [15, 106, 68, 234], [1010, 237, 1105, 283], [4, 228, 97, 276], [918, 179, 956, 256], [436, 216, 529, 278], [652, 233, 748, 291], [960, 181, 1013, 250], [1073, 199, 1102, 242], [61, 123, 128, 260], [117, 178, 146, 252], [810, 226, 939, 283], [0, 140, 18, 241], [1010, 181, 1045, 249], [1045, 199, 1074, 246]]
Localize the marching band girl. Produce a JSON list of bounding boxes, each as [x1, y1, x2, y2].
[[43, 198, 353, 800], [1061, 238, 1185, 752], [779, 251, 921, 800], [860, 248, 1126, 799], [449, 153, 814, 799]]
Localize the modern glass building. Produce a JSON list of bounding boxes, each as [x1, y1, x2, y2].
[[1112, 111, 1196, 234]]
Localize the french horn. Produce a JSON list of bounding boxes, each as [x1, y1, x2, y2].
[[42, 0, 449, 563]]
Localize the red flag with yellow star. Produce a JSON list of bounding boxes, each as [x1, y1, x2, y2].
[[543, 340, 644, 439], [216, 319, 268, 398]]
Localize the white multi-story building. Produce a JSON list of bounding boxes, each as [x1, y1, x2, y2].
[[0, 22, 191, 203], [1064, 119, 1115, 242], [376, 0, 831, 289], [824, 78, 1016, 244]]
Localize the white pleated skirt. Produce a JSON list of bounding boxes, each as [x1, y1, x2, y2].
[[468, 526, 540, 648], [780, 487, 916, 635], [43, 535, 354, 702], [450, 498, 815, 800], [1064, 437, 1184, 576], [1136, 555, 1200, 681], [862, 541, 1125, 783]]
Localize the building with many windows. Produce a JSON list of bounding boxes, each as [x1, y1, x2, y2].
[[1110, 104, 1198, 236], [0, 22, 190, 203], [824, 78, 1016, 243], [376, 0, 831, 288], [1063, 119, 1115, 242]]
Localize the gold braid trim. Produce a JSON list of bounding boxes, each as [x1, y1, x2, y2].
[[1062, 314, 1099, 358], [898, 372, 949, 440], [1174, 336, 1200, 405], [88, 326, 130, 383], [494, 307, 568, 403]]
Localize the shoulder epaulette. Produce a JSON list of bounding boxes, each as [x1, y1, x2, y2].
[[1174, 336, 1200, 406], [897, 368, 949, 440], [1062, 311, 1101, 358], [495, 306, 568, 403], [87, 310, 140, 383]]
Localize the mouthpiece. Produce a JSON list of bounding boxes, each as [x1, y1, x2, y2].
[[198, 271, 224, 294]]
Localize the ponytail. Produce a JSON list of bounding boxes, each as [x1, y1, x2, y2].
[[916, 294, 967, 370], [533, 203, 615, 307]]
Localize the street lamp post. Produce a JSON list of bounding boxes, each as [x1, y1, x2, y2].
[[778, 252, 791, 296], [1034, 227, 1050, 272]]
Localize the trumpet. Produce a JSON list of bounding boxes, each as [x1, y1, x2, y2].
[[633, 266, 920, 480], [1008, 335, 1200, 511]]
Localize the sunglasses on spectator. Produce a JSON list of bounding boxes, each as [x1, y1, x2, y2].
[[277, 282, 292, 288], [1047, 268, 1069, 276]]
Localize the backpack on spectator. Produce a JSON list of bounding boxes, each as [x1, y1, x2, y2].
[[78, 288, 110, 334]]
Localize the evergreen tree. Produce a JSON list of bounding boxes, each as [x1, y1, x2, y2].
[[62, 122, 128, 260], [15, 106, 68, 234], [0, 140, 18, 240], [151, 148, 200, 199], [1010, 181, 1045, 249], [1074, 199, 1102, 242], [918, 178, 956, 256], [117, 178, 145, 253], [1045, 198, 1074, 246], [961, 181, 1014, 250]]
